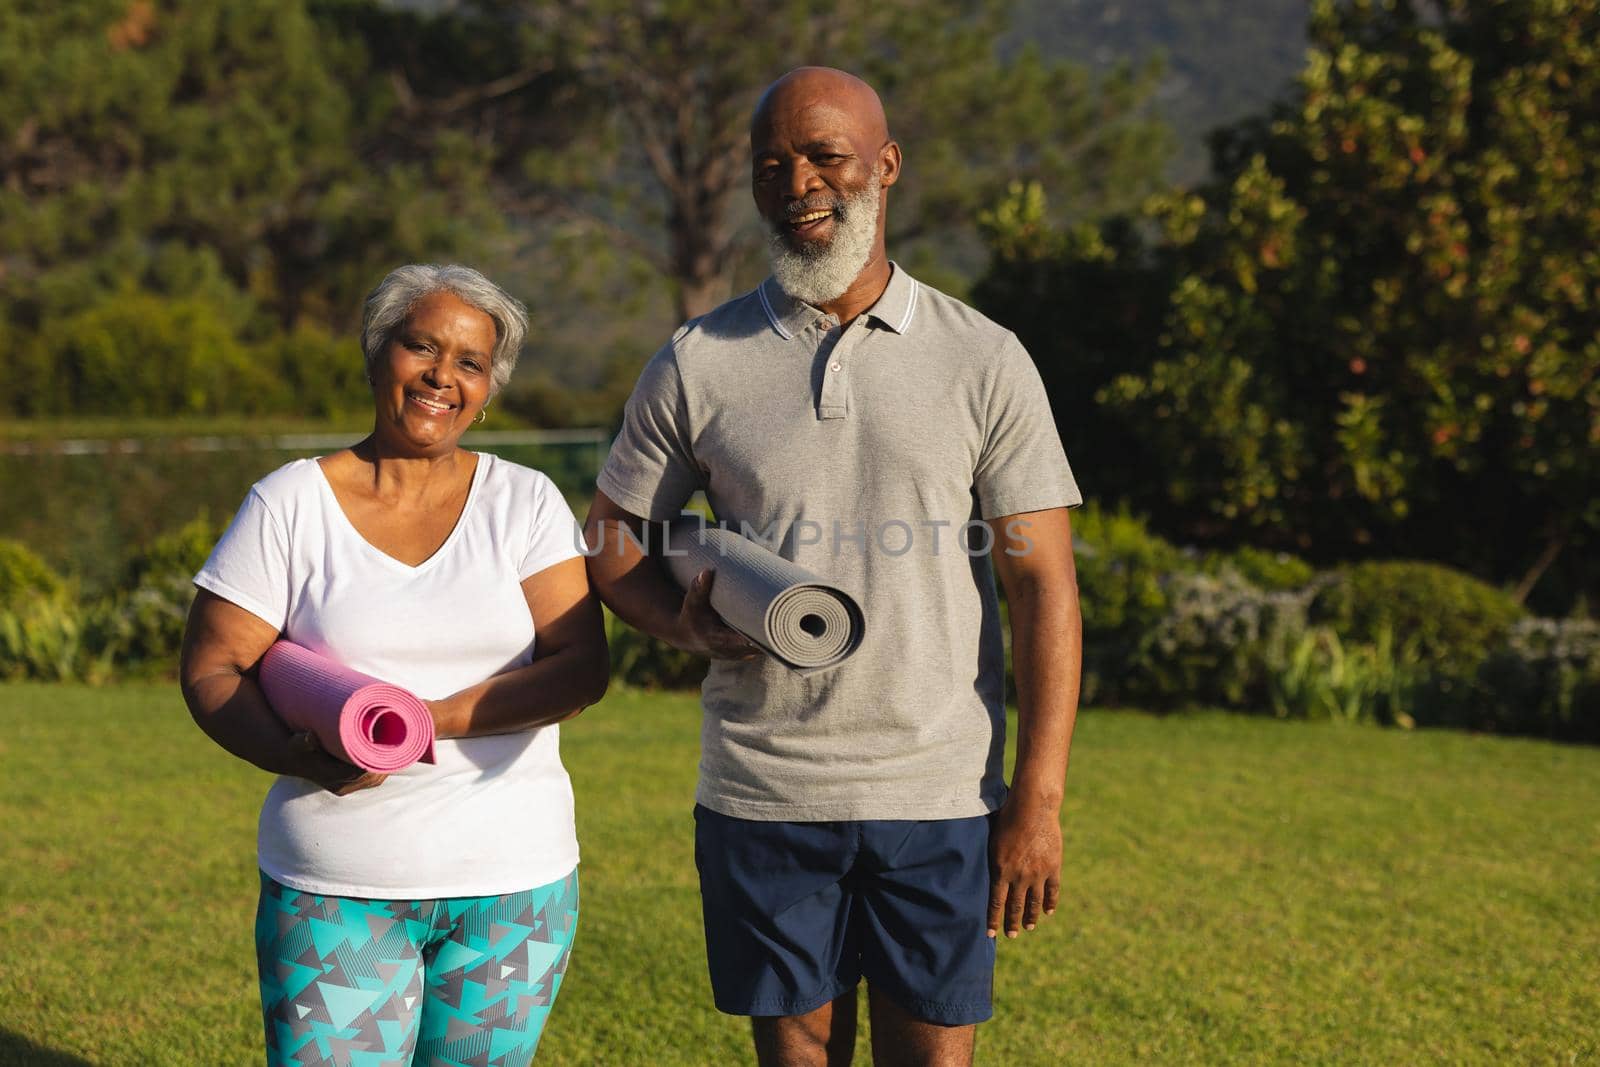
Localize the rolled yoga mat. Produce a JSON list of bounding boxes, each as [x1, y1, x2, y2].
[[258, 641, 436, 773], [664, 518, 866, 673]]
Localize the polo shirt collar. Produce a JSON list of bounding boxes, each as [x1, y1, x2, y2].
[[863, 262, 920, 335], [758, 262, 921, 341]]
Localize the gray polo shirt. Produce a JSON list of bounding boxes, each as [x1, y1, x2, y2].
[[598, 264, 1081, 821]]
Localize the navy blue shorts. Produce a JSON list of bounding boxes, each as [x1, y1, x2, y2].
[[693, 805, 995, 1026]]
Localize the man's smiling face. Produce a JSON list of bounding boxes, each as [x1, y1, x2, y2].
[[750, 70, 899, 305], [751, 97, 882, 257]]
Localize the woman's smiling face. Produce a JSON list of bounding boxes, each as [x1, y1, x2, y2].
[[371, 291, 496, 454]]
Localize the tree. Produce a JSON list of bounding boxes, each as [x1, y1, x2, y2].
[[977, 0, 1600, 610], [0, 1, 518, 343], [0, 0, 602, 414], [506, 0, 1171, 322]]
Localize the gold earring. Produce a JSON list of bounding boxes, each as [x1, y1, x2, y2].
[[474, 408, 486, 425]]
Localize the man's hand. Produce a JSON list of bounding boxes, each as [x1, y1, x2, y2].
[[287, 731, 388, 797], [676, 569, 764, 660], [987, 794, 1062, 939]]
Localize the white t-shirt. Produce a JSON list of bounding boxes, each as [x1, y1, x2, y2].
[[194, 453, 585, 898]]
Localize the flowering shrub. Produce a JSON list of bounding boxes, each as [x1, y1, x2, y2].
[[1126, 570, 1310, 709], [1414, 618, 1600, 741]]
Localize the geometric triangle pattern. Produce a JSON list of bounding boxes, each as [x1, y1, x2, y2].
[[254, 868, 579, 1066]]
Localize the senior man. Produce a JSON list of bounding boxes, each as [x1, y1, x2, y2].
[[585, 67, 1082, 1067]]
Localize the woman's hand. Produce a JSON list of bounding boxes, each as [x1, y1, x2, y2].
[[286, 731, 388, 797]]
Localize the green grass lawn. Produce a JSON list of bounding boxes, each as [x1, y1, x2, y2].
[[1, 685, 1596, 1065]]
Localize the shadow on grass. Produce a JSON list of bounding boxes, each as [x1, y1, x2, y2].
[[0, 1030, 96, 1066]]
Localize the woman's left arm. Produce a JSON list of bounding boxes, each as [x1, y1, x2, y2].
[[429, 556, 609, 739]]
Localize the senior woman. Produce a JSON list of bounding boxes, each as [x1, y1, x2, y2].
[[179, 264, 607, 1066]]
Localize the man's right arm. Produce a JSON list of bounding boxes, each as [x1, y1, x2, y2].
[[584, 490, 761, 660]]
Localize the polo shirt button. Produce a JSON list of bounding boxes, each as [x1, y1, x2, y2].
[[830, 362, 842, 372]]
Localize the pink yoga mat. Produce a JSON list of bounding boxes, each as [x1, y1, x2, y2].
[[258, 641, 436, 774]]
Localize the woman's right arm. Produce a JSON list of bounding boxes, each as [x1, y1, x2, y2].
[[179, 590, 383, 796]]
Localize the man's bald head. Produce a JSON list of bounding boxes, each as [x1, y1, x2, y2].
[[751, 67, 890, 146]]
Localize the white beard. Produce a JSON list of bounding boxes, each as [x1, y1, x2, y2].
[[766, 174, 881, 307]]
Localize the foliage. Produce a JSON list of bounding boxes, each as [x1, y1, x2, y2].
[[506, 0, 1171, 319], [21, 291, 253, 416], [1474, 618, 1600, 741], [0, 597, 106, 683], [977, 0, 1600, 612], [247, 324, 373, 419], [0, 0, 518, 417], [10, 292, 373, 418], [1069, 504, 1188, 702], [1204, 544, 1317, 591], [1266, 625, 1420, 725], [971, 187, 1175, 495], [1014, 0, 1313, 182], [500, 355, 643, 431], [1, 498, 1592, 747], [0, 541, 93, 682], [0, 540, 65, 608], [118, 513, 225, 588], [87, 570, 197, 680], [0, 0, 1173, 414], [92, 513, 223, 678], [1126, 569, 1310, 709], [605, 609, 707, 691], [1309, 560, 1524, 674], [0, 514, 218, 682], [1413, 617, 1600, 741]]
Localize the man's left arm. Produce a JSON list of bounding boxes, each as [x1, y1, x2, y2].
[[985, 506, 1082, 939]]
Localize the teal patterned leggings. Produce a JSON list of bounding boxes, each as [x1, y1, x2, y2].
[[254, 869, 579, 1066]]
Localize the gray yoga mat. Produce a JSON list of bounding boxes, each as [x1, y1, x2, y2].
[[664, 517, 866, 672]]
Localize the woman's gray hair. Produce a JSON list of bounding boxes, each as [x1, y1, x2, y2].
[[361, 264, 528, 395]]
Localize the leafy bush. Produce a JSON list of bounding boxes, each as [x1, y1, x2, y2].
[[1414, 618, 1600, 741], [1310, 561, 1524, 674], [9, 291, 371, 419], [1126, 570, 1309, 709], [88, 514, 223, 678], [0, 540, 66, 608], [1071, 504, 1190, 703], [88, 572, 199, 680], [0, 516, 219, 682], [250, 324, 371, 418], [0, 597, 107, 683], [119, 514, 224, 588], [1205, 545, 1316, 591], [1266, 627, 1421, 725], [0, 541, 96, 681], [21, 292, 256, 416], [605, 610, 706, 690]]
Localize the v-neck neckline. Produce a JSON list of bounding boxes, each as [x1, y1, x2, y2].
[[312, 452, 487, 574]]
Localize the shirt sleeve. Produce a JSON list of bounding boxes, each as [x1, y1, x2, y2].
[[520, 474, 585, 579], [973, 333, 1084, 520], [595, 342, 703, 521], [193, 488, 291, 630]]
